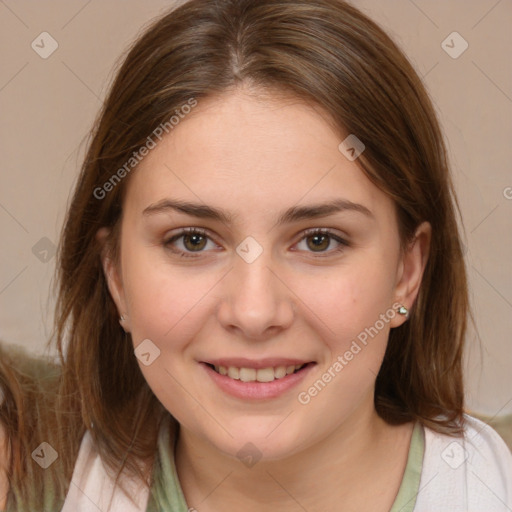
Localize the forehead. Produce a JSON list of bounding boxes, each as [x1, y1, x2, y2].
[[124, 88, 394, 223]]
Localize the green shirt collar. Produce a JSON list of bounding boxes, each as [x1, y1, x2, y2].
[[147, 417, 424, 512]]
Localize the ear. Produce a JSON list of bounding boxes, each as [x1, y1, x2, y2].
[[390, 221, 431, 327], [96, 227, 130, 331]]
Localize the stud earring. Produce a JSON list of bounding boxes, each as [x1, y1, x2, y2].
[[398, 305, 409, 319], [119, 314, 129, 328], [119, 314, 129, 333]]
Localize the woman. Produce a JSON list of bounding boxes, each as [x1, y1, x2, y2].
[[1, 0, 511, 510]]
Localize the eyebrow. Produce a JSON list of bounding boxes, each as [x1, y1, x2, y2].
[[142, 198, 373, 225]]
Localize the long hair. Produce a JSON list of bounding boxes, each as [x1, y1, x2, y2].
[[1, 0, 469, 507]]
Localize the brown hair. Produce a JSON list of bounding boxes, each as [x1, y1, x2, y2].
[[1, 0, 469, 507]]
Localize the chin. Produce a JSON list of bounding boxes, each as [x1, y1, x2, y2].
[[204, 420, 310, 464]]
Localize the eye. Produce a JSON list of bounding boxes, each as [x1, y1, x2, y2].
[[294, 228, 348, 255], [163, 227, 349, 259], [163, 228, 218, 257]]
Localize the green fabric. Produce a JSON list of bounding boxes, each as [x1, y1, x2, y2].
[[148, 419, 425, 512], [146, 415, 189, 512], [389, 421, 425, 512]]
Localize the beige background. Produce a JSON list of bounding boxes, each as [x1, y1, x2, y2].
[[0, 0, 511, 417]]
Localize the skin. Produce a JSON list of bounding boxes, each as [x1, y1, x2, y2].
[[101, 85, 431, 511]]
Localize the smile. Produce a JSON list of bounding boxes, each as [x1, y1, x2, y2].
[[207, 363, 307, 382], [201, 360, 316, 400]]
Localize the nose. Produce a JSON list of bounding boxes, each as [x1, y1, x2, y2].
[[216, 251, 295, 340]]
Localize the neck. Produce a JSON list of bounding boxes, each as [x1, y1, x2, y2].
[[174, 401, 413, 512]]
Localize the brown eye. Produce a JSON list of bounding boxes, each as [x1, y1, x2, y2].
[[164, 228, 217, 258], [183, 232, 207, 251], [295, 229, 348, 256], [306, 233, 331, 251]]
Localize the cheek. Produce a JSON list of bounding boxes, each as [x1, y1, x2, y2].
[[122, 248, 219, 346], [295, 258, 396, 347], [120, 250, 217, 424], [295, 263, 396, 415]]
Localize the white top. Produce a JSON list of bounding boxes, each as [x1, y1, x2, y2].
[[415, 415, 512, 511], [61, 414, 512, 511], [60, 431, 149, 512]]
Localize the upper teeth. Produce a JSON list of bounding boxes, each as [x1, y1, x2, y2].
[[214, 364, 304, 382]]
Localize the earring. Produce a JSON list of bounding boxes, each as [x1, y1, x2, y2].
[[119, 314, 128, 328], [398, 305, 409, 319]]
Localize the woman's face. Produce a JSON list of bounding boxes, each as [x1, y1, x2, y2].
[[103, 87, 428, 460]]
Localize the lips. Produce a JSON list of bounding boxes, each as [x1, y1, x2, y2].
[[201, 360, 316, 400]]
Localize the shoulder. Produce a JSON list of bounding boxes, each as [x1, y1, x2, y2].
[[61, 430, 149, 512], [415, 414, 512, 511], [461, 414, 512, 465], [424, 414, 512, 473]]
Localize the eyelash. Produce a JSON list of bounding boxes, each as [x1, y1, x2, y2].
[[163, 227, 349, 259]]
